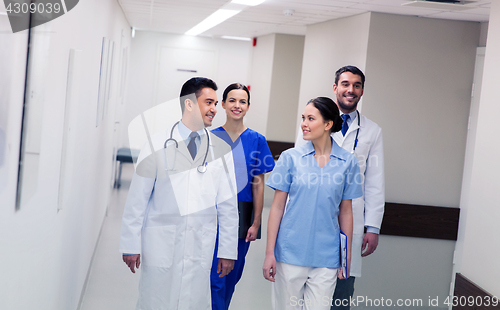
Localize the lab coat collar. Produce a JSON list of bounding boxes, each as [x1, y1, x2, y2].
[[172, 121, 209, 163], [300, 138, 347, 161]]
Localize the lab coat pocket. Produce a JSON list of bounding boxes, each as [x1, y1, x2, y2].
[[200, 225, 217, 270], [200, 163, 222, 196], [142, 225, 176, 268]]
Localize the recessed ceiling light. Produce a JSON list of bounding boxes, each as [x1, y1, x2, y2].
[[185, 9, 241, 36], [221, 36, 251, 41], [231, 0, 266, 6], [402, 0, 477, 11]]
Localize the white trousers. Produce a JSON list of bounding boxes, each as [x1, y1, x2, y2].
[[272, 262, 338, 310]]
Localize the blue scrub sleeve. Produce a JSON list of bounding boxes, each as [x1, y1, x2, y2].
[[250, 135, 275, 176], [342, 156, 363, 200], [265, 151, 292, 193]]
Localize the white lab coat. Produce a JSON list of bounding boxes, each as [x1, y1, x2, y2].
[[120, 125, 238, 310], [295, 112, 384, 277]]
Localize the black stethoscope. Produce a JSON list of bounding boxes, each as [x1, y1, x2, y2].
[[163, 121, 210, 173], [350, 110, 361, 154]]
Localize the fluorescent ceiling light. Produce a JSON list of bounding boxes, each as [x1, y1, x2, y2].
[[221, 36, 251, 41], [185, 9, 241, 36], [402, 1, 476, 11], [231, 0, 266, 6]]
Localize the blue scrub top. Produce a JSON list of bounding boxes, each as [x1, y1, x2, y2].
[[212, 127, 275, 202], [266, 139, 362, 268]]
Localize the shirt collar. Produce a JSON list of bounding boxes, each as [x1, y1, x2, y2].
[[178, 120, 206, 140], [300, 138, 348, 161], [340, 109, 358, 121]]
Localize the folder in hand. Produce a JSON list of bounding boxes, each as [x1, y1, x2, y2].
[[340, 230, 347, 278]]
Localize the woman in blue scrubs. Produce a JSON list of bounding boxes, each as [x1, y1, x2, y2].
[[210, 83, 275, 310], [263, 97, 362, 310]]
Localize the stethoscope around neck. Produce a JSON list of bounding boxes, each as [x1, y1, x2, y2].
[[163, 121, 210, 173], [349, 110, 361, 154]]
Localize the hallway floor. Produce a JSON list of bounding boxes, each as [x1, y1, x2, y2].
[[79, 164, 273, 310]]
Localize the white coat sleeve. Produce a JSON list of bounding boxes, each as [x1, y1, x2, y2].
[[363, 127, 385, 230], [215, 151, 239, 260], [119, 153, 156, 254]]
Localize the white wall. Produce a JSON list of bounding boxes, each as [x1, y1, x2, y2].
[[455, 0, 500, 297], [120, 31, 253, 148], [364, 12, 480, 207], [297, 12, 480, 307], [295, 13, 371, 134], [362, 12, 479, 306], [0, 14, 28, 206], [266, 34, 305, 142], [480, 22, 489, 46], [0, 1, 131, 309], [247, 34, 276, 137]]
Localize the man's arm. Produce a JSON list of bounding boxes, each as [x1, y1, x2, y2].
[[338, 199, 353, 278], [119, 156, 156, 271], [215, 151, 239, 276], [362, 128, 385, 256]]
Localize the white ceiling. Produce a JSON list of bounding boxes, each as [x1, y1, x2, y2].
[[118, 0, 491, 39]]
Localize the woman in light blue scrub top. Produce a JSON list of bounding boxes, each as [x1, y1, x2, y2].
[[263, 97, 362, 310], [210, 83, 275, 310]]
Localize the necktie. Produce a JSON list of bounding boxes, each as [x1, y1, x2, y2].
[[187, 131, 198, 160], [341, 114, 350, 136]]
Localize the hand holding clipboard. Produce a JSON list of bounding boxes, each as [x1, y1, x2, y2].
[[340, 230, 348, 279]]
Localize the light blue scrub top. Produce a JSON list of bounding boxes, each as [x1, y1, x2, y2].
[[266, 139, 362, 268]]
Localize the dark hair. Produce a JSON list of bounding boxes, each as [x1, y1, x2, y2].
[[334, 65, 365, 87], [179, 77, 218, 112], [222, 83, 250, 104], [307, 97, 343, 133]]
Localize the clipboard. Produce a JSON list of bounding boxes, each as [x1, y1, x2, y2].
[[340, 230, 347, 278]]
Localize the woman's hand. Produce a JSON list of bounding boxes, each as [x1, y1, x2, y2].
[[262, 254, 277, 282], [337, 263, 350, 280], [337, 268, 345, 280], [245, 224, 259, 242]]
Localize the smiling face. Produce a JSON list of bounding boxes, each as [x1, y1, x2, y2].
[[222, 89, 249, 121], [301, 103, 332, 141], [333, 72, 364, 113], [196, 87, 218, 127]]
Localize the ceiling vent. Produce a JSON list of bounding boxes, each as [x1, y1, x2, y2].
[[402, 0, 479, 11]]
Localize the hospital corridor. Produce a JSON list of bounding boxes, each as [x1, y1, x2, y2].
[[2, 0, 500, 310]]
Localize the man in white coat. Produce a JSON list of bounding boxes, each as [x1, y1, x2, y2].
[[120, 77, 239, 310], [296, 66, 384, 309]]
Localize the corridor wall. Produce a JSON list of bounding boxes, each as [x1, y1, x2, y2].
[[454, 0, 500, 297], [0, 1, 131, 309]]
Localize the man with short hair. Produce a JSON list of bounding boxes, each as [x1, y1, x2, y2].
[[120, 77, 239, 310], [296, 66, 385, 310]]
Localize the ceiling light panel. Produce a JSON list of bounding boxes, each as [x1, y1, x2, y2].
[[185, 9, 241, 36], [231, 0, 266, 6]]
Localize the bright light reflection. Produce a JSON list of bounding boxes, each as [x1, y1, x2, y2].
[[231, 0, 266, 6], [185, 9, 241, 36]]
